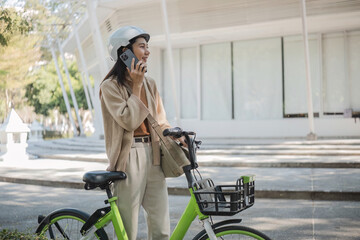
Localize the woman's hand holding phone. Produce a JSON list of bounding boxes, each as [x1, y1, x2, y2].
[[128, 58, 147, 97]]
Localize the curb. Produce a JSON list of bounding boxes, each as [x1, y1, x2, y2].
[[1, 176, 358, 201], [28, 153, 360, 169], [197, 151, 360, 156], [198, 162, 360, 168], [30, 148, 360, 156], [0, 176, 84, 189], [31, 154, 108, 163]]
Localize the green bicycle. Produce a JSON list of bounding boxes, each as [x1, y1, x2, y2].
[[35, 128, 271, 240]]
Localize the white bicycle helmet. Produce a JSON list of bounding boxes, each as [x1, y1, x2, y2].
[[107, 26, 150, 62]]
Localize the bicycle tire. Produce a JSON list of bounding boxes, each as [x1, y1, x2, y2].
[[36, 209, 108, 240], [193, 225, 271, 240]]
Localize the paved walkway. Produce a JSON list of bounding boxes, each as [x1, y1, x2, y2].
[[0, 137, 359, 201], [2, 182, 359, 240]]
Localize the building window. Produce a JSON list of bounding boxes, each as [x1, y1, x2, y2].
[[201, 42, 232, 120], [323, 32, 347, 114], [161, 30, 360, 121], [233, 37, 283, 120], [283, 35, 321, 117], [162, 49, 180, 120], [347, 30, 360, 113], [180, 47, 198, 119], [162, 48, 198, 120]]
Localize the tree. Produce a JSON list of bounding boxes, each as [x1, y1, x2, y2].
[[0, 0, 43, 120], [0, 0, 87, 121], [25, 57, 88, 117], [0, 1, 32, 47], [0, 0, 54, 120], [0, 33, 42, 118]]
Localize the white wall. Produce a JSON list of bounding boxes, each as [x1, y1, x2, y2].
[[67, 1, 360, 138], [162, 30, 360, 138]]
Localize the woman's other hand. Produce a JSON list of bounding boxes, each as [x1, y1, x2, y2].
[[178, 136, 188, 148], [171, 136, 188, 148]]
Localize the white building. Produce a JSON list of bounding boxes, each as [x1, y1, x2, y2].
[[61, 0, 360, 138]]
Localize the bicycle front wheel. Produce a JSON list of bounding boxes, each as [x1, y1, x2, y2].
[[36, 209, 108, 239], [194, 225, 271, 240]]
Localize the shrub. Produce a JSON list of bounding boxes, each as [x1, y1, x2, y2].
[[0, 229, 46, 240]]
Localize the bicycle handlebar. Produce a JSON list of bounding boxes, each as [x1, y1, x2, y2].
[[162, 127, 196, 138], [163, 127, 199, 173], [163, 127, 183, 138]]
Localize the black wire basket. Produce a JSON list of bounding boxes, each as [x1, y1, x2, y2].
[[193, 176, 255, 216]]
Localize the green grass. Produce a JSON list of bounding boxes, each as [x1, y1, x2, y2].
[[0, 229, 46, 240]]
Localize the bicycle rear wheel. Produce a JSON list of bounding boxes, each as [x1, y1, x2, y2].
[[36, 209, 108, 239], [194, 225, 271, 240]]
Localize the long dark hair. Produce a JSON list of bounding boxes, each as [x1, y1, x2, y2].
[[102, 37, 139, 87]]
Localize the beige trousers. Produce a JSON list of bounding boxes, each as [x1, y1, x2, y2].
[[113, 142, 170, 240]]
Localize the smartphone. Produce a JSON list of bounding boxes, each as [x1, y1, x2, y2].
[[119, 49, 139, 70]]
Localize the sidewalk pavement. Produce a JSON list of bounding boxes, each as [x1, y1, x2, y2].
[[0, 137, 359, 201], [2, 182, 360, 240], [1, 158, 359, 200]]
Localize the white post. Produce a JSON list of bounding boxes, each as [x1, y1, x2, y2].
[[343, 31, 352, 109], [160, 0, 181, 126], [300, 0, 316, 140], [196, 45, 201, 120], [50, 44, 78, 136], [318, 33, 324, 118], [86, 0, 108, 77], [57, 38, 85, 136], [81, 72, 93, 115], [86, 0, 107, 138], [85, 72, 96, 103], [73, 23, 94, 118]]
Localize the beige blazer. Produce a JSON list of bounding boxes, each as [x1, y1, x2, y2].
[[100, 76, 171, 172]]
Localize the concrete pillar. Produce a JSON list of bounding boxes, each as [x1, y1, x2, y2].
[[300, 0, 317, 140], [73, 23, 94, 119], [50, 43, 78, 136], [86, 0, 106, 138], [57, 37, 85, 136], [81, 72, 93, 115], [160, 0, 181, 126], [85, 72, 96, 105]]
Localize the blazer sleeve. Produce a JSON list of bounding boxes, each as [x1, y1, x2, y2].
[[100, 80, 150, 132]]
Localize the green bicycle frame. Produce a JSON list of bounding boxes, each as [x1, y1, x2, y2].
[[92, 188, 206, 240], [93, 196, 129, 240], [170, 188, 208, 240], [90, 175, 256, 239]]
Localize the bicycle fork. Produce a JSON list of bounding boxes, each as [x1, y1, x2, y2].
[[202, 219, 218, 240]]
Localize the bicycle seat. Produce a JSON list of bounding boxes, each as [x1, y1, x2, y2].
[[83, 171, 127, 190]]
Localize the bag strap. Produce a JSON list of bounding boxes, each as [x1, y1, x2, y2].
[[147, 114, 167, 142]]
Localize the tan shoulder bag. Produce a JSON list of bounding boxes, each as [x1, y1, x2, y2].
[[147, 114, 190, 178]]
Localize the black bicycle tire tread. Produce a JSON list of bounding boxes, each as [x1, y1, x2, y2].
[[36, 209, 88, 234], [36, 209, 108, 240]]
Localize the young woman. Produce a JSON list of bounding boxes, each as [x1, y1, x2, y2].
[[99, 26, 185, 240]]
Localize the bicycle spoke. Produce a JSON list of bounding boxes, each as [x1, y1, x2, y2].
[[54, 221, 70, 240], [48, 225, 55, 239]]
